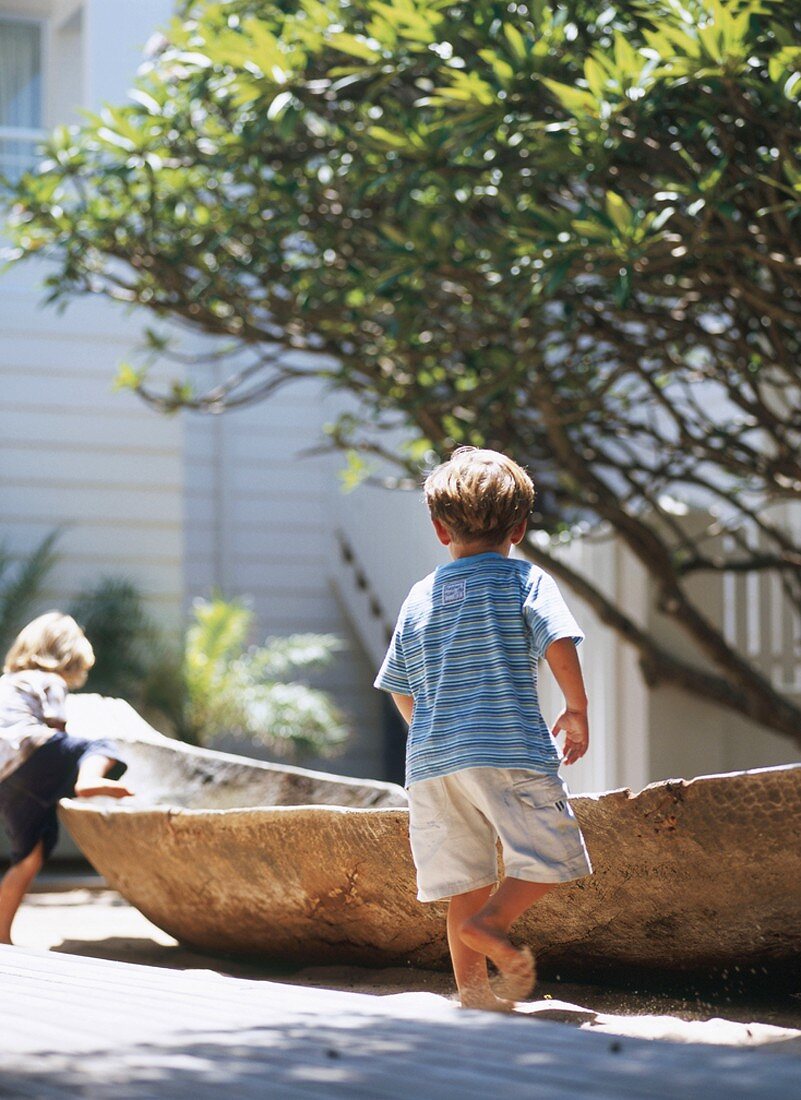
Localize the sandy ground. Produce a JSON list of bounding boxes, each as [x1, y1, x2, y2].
[[10, 882, 801, 1053]]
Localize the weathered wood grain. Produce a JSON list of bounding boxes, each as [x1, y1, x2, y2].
[[2, 947, 801, 1099]]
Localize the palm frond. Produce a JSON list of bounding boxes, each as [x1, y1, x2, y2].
[[0, 530, 60, 655], [185, 596, 252, 675], [245, 633, 346, 678], [70, 577, 159, 698]]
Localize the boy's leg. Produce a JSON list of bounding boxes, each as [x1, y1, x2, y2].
[[448, 885, 515, 1012], [460, 877, 557, 1000], [0, 840, 44, 944], [74, 755, 132, 799]]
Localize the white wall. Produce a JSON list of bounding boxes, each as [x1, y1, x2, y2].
[[0, 1, 184, 860], [542, 520, 801, 789], [83, 0, 173, 109], [1, 2, 184, 631], [182, 367, 386, 780]]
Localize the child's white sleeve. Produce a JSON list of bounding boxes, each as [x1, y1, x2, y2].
[[524, 572, 584, 660], [40, 675, 68, 725]]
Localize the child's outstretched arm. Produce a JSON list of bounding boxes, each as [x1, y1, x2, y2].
[[544, 638, 589, 765], [391, 692, 414, 726]]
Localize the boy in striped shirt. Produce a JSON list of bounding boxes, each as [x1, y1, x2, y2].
[[375, 447, 592, 1011]]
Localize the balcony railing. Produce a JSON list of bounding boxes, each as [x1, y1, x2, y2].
[[0, 126, 46, 182]]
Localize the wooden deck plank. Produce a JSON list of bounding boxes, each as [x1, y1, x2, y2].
[[1, 947, 799, 1099]]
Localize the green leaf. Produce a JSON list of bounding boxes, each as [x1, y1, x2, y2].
[[584, 57, 608, 98], [540, 78, 597, 115], [128, 88, 163, 115], [339, 450, 371, 492], [479, 48, 515, 86], [327, 32, 381, 62], [368, 126, 412, 149], [606, 191, 634, 234], [96, 127, 137, 153], [113, 362, 147, 392], [572, 218, 612, 242], [503, 24, 526, 61], [613, 30, 640, 76]]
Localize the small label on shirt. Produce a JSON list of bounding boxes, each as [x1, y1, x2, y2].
[[442, 579, 466, 606]]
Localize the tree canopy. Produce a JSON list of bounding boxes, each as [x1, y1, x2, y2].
[[5, 0, 801, 743]]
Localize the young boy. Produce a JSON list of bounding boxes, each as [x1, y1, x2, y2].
[[0, 612, 132, 944], [375, 447, 592, 1011]]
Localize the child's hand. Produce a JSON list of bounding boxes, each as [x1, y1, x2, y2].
[[552, 709, 589, 765]]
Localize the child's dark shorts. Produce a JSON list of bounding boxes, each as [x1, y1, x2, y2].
[[0, 733, 125, 865]]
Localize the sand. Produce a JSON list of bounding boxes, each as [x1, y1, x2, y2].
[[12, 882, 801, 1053]]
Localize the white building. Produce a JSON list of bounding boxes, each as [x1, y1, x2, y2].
[[1, 0, 798, 830]]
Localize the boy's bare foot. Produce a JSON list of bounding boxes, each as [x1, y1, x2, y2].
[[460, 916, 536, 1002], [459, 988, 515, 1013], [491, 946, 536, 1002], [74, 779, 133, 799]]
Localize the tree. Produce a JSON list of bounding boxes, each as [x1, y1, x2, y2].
[[4, 0, 801, 742]]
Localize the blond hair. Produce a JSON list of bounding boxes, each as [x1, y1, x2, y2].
[[424, 447, 535, 545], [4, 611, 95, 686]]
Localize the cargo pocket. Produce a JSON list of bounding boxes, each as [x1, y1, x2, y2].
[[509, 773, 585, 863]]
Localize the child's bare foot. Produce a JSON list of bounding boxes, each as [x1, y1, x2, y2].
[[74, 779, 133, 799], [460, 916, 536, 1002], [491, 946, 536, 1002], [459, 987, 515, 1013]]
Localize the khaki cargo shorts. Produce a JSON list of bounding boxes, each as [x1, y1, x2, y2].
[[407, 766, 593, 902]]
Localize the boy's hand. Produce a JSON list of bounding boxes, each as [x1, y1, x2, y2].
[[552, 709, 589, 765]]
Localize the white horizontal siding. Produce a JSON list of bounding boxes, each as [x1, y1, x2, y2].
[[0, 257, 185, 639], [187, 458, 328, 496], [2, 442, 184, 485], [184, 498, 327, 533], [0, 0, 188, 858], [0, 284, 157, 340], [34, 555, 181, 596], [184, 365, 387, 776], [6, 516, 181, 546], [184, 424, 330, 463], [0, 369, 156, 414], [0, 348, 137, 377], [185, 557, 327, 592], [0, 407, 180, 450], [186, 541, 324, 566], [0, 484, 181, 525]]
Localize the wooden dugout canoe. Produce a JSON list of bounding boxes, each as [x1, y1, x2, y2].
[[61, 696, 801, 978]]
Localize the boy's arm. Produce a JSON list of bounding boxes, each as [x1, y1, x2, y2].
[[390, 693, 414, 726], [544, 638, 589, 766]]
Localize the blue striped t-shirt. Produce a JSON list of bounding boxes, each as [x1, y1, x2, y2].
[[374, 552, 584, 786]]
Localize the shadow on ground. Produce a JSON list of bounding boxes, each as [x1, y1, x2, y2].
[[52, 932, 801, 1039], [6, 1006, 801, 1100]]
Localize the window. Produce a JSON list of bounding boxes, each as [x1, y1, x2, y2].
[[0, 18, 44, 180]]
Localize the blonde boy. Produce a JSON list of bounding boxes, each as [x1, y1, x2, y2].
[[375, 448, 592, 1010]]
